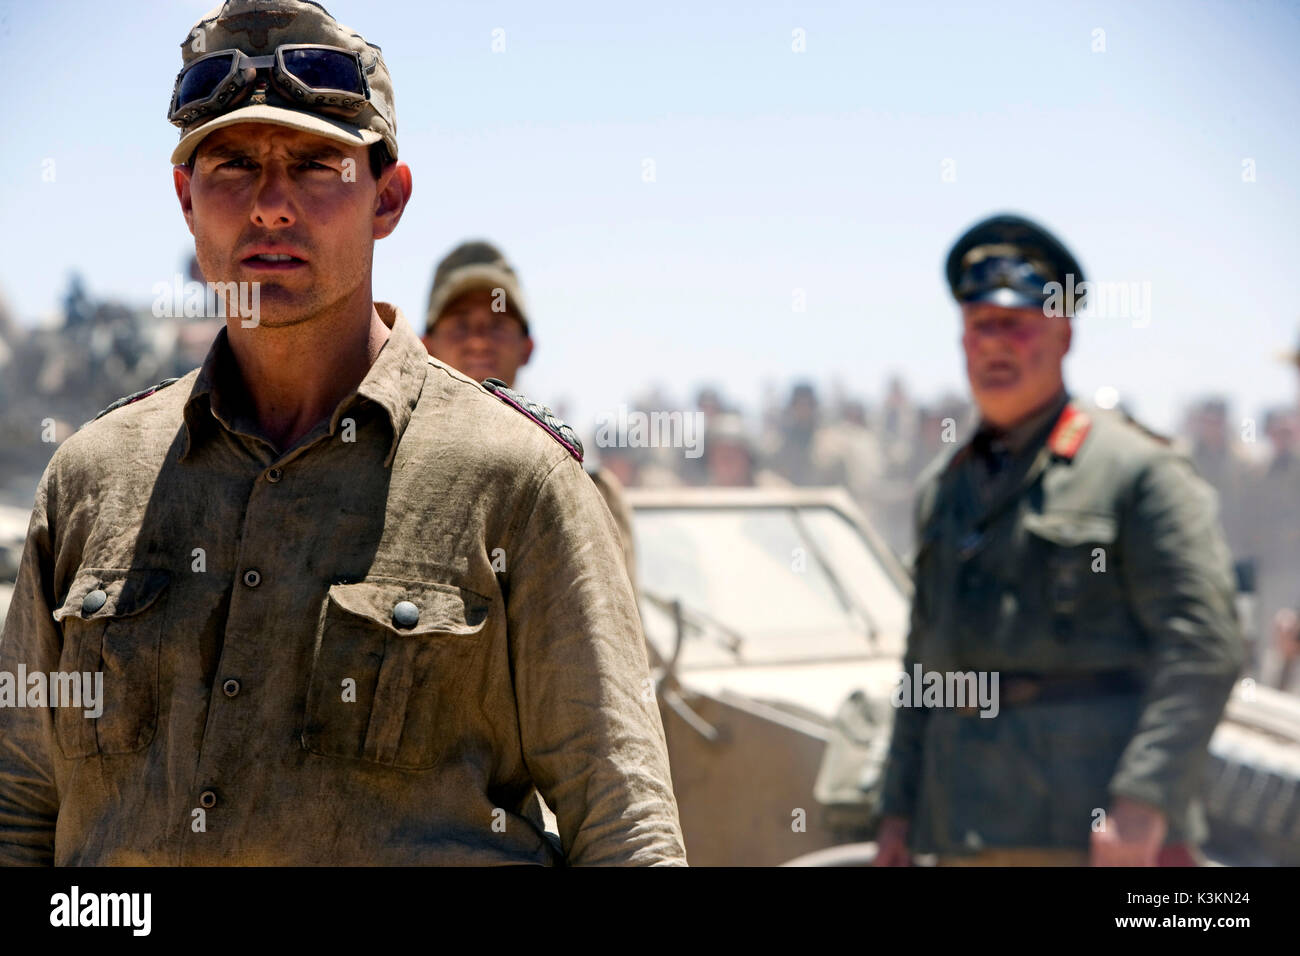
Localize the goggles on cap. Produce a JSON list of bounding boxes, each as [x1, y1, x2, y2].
[[169, 44, 370, 129]]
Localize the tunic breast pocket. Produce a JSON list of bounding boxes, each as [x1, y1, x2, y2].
[[1021, 511, 1119, 640], [301, 576, 492, 771], [51, 568, 171, 758]]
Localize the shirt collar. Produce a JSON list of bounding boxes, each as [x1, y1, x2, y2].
[[180, 302, 428, 467], [973, 387, 1070, 457]]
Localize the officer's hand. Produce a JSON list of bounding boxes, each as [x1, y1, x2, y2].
[[1090, 797, 1167, 866], [873, 815, 912, 866], [1272, 608, 1300, 660]]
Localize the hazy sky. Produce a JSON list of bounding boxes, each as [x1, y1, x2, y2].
[[2, 0, 1297, 437]]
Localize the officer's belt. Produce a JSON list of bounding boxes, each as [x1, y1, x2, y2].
[[956, 670, 1144, 715]]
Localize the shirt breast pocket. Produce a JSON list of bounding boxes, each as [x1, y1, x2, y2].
[[301, 576, 492, 771], [1021, 511, 1119, 637], [51, 568, 170, 758]]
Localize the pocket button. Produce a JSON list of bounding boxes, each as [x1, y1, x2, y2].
[[82, 588, 106, 614], [392, 600, 419, 629]]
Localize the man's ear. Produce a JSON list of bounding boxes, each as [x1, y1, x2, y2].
[[373, 161, 413, 240], [173, 165, 196, 236], [520, 337, 535, 368], [1061, 316, 1073, 355]]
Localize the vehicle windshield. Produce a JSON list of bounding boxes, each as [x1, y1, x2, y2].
[[634, 505, 908, 666]]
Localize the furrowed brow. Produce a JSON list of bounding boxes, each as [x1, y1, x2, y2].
[[290, 146, 349, 163], [198, 143, 254, 163]]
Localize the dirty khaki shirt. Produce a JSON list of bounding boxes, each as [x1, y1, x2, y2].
[[0, 303, 687, 866]]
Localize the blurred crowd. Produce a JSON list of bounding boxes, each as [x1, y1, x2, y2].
[[594, 377, 1300, 696], [1, 276, 1297, 694]]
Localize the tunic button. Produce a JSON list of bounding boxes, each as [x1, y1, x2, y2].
[[199, 790, 218, 809], [222, 678, 241, 698], [266, 467, 283, 483], [392, 600, 420, 629], [242, 569, 262, 588], [81, 588, 107, 615]]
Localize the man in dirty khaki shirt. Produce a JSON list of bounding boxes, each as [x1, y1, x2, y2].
[[0, 0, 686, 866]]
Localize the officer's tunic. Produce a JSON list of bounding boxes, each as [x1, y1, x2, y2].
[[0, 304, 687, 865], [879, 391, 1244, 856]]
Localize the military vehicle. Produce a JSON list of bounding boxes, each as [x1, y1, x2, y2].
[[627, 486, 1300, 866]]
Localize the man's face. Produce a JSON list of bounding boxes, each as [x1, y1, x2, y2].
[[1193, 407, 1228, 451], [708, 441, 754, 487], [173, 123, 407, 327], [423, 289, 534, 384], [961, 302, 1071, 427]]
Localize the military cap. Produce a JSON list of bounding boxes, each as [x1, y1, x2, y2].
[[425, 240, 531, 336], [169, 0, 398, 165], [945, 213, 1085, 313]]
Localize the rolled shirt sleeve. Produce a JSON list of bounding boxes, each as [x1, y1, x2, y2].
[[505, 455, 687, 865]]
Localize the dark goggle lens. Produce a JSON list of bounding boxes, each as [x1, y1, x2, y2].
[[281, 48, 364, 93], [176, 54, 238, 107]]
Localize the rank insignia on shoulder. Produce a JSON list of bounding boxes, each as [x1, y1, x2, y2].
[[482, 378, 584, 462], [1120, 411, 1173, 446], [1047, 402, 1092, 460], [90, 378, 182, 423]]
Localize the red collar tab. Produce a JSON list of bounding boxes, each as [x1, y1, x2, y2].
[[1047, 401, 1091, 460]]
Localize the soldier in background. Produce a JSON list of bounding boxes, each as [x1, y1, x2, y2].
[[1178, 397, 1253, 561], [766, 382, 831, 486], [702, 413, 788, 488], [422, 240, 638, 587], [874, 213, 1243, 867], [1247, 335, 1300, 693]]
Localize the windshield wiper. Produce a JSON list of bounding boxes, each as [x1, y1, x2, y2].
[[639, 588, 746, 660], [789, 508, 880, 646]]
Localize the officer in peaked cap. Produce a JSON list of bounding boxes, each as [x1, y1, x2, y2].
[[874, 212, 1243, 867]]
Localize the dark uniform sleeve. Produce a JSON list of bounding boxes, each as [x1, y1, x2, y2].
[[878, 483, 935, 820], [0, 467, 61, 865], [1109, 452, 1246, 822], [505, 455, 686, 865]]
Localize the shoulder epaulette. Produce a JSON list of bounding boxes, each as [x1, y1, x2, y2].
[[90, 378, 182, 423], [1119, 411, 1173, 446], [482, 378, 584, 462]]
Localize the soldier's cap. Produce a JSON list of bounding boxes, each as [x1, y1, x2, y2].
[[170, 1, 397, 167], [707, 413, 754, 456], [945, 213, 1085, 313], [425, 240, 531, 336]]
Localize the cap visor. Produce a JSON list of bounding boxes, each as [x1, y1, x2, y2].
[[171, 103, 381, 165], [428, 267, 529, 330]]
